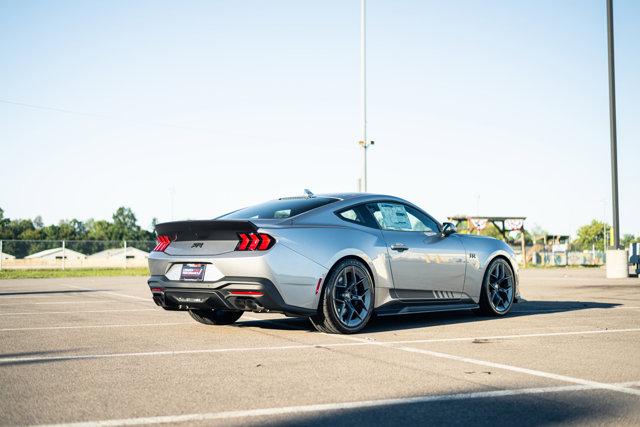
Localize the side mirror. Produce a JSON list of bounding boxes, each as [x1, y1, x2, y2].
[[442, 222, 457, 237]]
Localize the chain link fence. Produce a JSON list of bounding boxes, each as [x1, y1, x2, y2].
[[0, 240, 154, 269]]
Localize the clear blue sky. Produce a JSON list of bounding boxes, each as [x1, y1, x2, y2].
[[1, 0, 638, 237]]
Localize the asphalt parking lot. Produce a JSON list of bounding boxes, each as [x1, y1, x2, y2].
[[0, 268, 639, 426]]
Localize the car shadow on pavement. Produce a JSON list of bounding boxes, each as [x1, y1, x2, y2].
[[253, 388, 630, 427], [362, 300, 621, 334], [235, 300, 621, 334], [235, 317, 313, 331]]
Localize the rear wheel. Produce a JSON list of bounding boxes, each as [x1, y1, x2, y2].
[[189, 309, 243, 325], [310, 259, 374, 334], [478, 258, 515, 316]]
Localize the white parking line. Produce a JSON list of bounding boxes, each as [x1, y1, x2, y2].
[[1, 327, 638, 365], [394, 346, 640, 396], [0, 294, 99, 299], [383, 327, 640, 344], [514, 306, 640, 313], [0, 342, 372, 364], [33, 380, 640, 427], [0, 322, 193, 332], [0, 301, 112, 306], [332, 334, 640, 396], [0, 308, 157, 316]]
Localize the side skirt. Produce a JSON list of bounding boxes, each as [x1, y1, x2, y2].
[[374, 299, 479, 317]]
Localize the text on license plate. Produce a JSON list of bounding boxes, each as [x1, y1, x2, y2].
[[180, 264, 206, 281]]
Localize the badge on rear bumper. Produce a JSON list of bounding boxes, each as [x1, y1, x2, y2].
[[180, 263, 206, 281]]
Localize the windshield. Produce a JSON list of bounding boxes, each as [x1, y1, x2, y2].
[[219, 197, 338, 220]]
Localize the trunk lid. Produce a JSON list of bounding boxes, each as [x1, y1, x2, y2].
[[155, 220, 257, 256]]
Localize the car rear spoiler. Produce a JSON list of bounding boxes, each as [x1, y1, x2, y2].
[[155, 220, 257, 241]]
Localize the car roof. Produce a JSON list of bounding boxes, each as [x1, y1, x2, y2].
[[317, 193, 401, 202], [284, 192, 441, 229], [276, 192, 404, 203]]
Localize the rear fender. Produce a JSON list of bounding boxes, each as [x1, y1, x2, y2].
[[264, 226, 393, 309]]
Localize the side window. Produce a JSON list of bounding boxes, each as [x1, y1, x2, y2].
[[338, 208, 364, 224], [273, 209, 291, 219], [366, 202, 439, 234], [336, 205, 379, 229], [405, 205, 440, 234]]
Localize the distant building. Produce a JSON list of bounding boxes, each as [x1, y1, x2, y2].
[[0, 252, 15, 260], [25, 247, 86, 261], [88, 247, 149, 261]]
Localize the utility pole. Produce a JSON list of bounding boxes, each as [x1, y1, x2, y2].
[[359, 0, 371, 192], [604, 0, 627, 278], [606, 0, 620, 249]]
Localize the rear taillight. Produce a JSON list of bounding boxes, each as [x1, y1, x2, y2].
[[153, 235, 172, 252], [236, 233, 274, 251], [229, 290, 264, 296]]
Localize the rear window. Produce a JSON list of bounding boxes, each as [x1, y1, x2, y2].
[[220, 197, 338, 220]]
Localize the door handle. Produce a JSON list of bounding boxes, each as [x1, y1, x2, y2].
[[390, 243, 409, 252]]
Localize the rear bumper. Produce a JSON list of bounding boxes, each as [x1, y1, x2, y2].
[[147, 276, 317, 317]]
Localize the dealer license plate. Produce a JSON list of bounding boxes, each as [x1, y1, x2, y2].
[[180, 264, 206, 281]]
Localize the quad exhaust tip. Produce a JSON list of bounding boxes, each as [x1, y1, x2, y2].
[[233, 297, 265, 312]]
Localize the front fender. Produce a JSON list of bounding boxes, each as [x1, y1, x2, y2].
[[458, 235, 519, 303]]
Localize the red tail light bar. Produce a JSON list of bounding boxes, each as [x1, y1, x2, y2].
[[153, 233, 272, 252], [229, 290, 264, 296], [153, 235, 172, 252], [236, 233, 274, 251]]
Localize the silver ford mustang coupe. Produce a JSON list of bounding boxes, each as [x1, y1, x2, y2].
[[148, 192, 519, 334]]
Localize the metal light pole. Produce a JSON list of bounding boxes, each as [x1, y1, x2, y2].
[[606, 0, 620, 249], [604, 0, 628, 278], [359, 0, 369, 192]]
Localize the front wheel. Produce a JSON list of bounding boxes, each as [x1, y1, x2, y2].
[[189, 309, 243, 325], [478, 258, 515, 316], [310, 259, 374, 334]]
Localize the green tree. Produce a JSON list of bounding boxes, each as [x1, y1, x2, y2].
[[573, 220, 609, 251], [9, 219, 36, 239], [110, 207, 141, 240], [622, 234, 639, 247], [85, 219, 113, 240], [0, 207, 155, 251], [109, 207, 154, 241], [52, 219, 86, 240], [19, 227, 45, 241], [0, 207, 9, 230], [482, 223, 505, 240]]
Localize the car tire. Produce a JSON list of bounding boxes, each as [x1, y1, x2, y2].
[[478, 258, 515, 316], [189, 309, 244, 325], [310, 259, 374, 334]]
